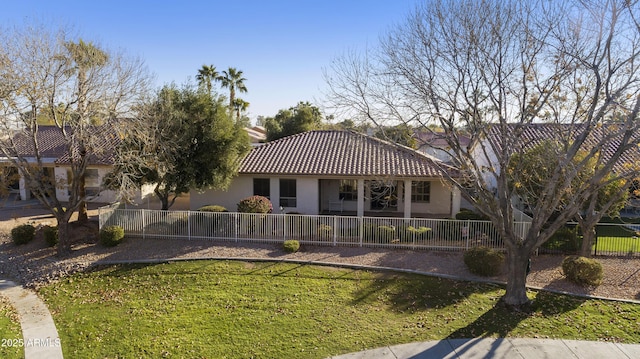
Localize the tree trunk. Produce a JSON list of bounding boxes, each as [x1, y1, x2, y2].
[[78, 172, 88, 223], [579, 226, 596, 257], [501, 247, 532, 310], [154, 186, 170, 210], [56, 213, 73, 257]]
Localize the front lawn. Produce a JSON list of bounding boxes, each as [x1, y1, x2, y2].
[[39, 260, 640, 358], [0, 297, 23, 359]]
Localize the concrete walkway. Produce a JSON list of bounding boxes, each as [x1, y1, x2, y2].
[[329, 337, 640, 358], [0, 279, 63, 359]]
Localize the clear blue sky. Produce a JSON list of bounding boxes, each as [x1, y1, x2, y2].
[[2, 1, 416, 122]]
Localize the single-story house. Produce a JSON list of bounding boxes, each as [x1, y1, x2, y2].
[[2, 125, 130, 204], [191, 130, 461, 218]]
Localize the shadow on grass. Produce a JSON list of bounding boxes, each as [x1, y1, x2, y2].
[[429, 290, 586, 358], [350, 272, 500, 313]]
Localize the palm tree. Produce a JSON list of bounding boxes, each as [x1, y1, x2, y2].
[[196, 64, 219, 96], [64, 39, 108, 224], [232, 98, 250, 122], [218, 67, 247, 111]]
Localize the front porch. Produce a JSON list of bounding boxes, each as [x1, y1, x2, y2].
[[318, 178, 459, 219]]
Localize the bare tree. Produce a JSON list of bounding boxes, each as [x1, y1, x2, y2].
[[0, 23, 151, 255], [325, 0, 640, 309]]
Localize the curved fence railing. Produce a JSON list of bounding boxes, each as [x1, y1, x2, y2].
[[98, 206, 639, 257], [99, 206, 526, 252]]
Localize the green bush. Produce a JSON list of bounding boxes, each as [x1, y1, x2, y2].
[[562, 255, 603, 287], [463, 246, 505, 276], [100, 225, 125, 247], [237, 196, 273, 214], [455, 208, 489, 220], [363, 224, 397, 242], [11, 224, 36, 245], [43, 226, 58, 247], [401, 226, 432, 242], [542, 226, 580, 252], [283, 239, 300, 253], [377, 225, 396, 242], [317, 224, 332, 238], [197, 205, 229, 212]]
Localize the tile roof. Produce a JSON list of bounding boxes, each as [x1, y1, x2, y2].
[[485, 123, 640, 172], [415, 130, 471, 148], [12, 125, 119, 165], [239, 130, 456, 178]]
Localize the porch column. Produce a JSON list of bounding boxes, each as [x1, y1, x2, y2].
[[450, 186, 461, 218], [19, 175, 30, 200], [357, 179, 365, 217], [403, 180, 412, 219], [54, 167, 69, 202]]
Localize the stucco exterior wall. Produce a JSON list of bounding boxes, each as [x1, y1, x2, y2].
[[190, 176, 254, 211], [192, 175, 459, 218], [405, 180, 453, 216], [190, 176, 321, 214], [52, 166, 117, 203]]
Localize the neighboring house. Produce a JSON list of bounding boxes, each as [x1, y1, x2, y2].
[[245, 126, 266, 146], [470, 123, 640, 213], [415, 130, 471, 163], [191, 130, 461, 218], [2, 126, 120, 203]]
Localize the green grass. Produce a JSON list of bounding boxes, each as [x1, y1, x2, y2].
[[39, 260, 640, 358], [0, 297, 23, 359], [594, 236, 640, 254]]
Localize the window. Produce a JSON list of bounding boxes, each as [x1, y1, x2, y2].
[[411, 181, 431, 203], [279, 179, 297, 207], [338, 179, 357, 200], [85, 168, 99, 181], [253, 178, 270, 198]]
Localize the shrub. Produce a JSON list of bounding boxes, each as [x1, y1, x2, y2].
[[197, 205, 228, 212], [542, 226, 580, 253], [11, 224, 36, 245], [403, 226, 432, 242], [237, 196, 273, 214], [283, 239, 300, 253], [43, 226, 58, 247], [377, 225, 396, 243], [100, 225, 125, 247], [455, 208, 489, 220], [317, 224, 332, 238], [463, 246, 505, 276], [562, 255, 603, 286]]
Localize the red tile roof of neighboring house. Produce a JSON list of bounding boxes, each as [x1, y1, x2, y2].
[[239, 130, 456, 178], [484, 123, 640, 172], [415, 131, 471, 149], [12, 125, 119, 165]]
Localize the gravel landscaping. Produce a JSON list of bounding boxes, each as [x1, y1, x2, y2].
[[0, 205, 638, 303]]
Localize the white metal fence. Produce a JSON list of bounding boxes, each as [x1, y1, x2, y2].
[[99, 206, 533, 252]]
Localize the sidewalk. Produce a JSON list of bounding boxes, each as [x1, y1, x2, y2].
[[0, 279, 63, 359], [329, 337, 640, 358]]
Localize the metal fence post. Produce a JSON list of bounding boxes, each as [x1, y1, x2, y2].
[[283, 213, 287, 241], [465, 219, 471, 250], [142, 209, 146, 240], [333, 215, 337, 246], [234, 213, 239, 243], [359, 217, 363, 247]]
